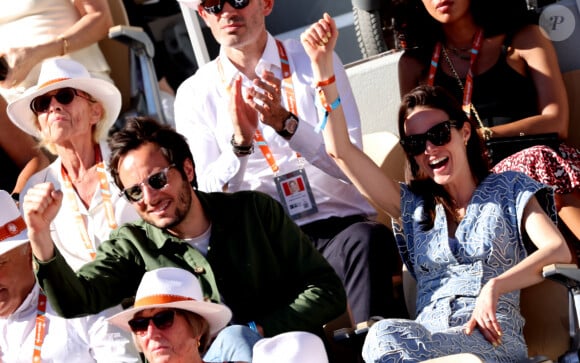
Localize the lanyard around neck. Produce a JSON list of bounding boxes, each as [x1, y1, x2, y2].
[[217, 39, 300, 175], [428, 29, 484, 116], [60, 144, 117, 260], [32, 289, 47, 362]]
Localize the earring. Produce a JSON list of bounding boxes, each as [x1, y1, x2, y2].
[[197, 340, 201, 348]]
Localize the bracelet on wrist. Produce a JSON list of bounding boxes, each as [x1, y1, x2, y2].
[[247, 321, 259, 333], [230, 134, 254, 156], [314, 75, 336, 88], [57, 35, 69, 56], [481, 127, 493, 141], [315, 90, 341, 133]]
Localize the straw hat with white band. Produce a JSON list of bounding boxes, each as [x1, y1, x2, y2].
[[0, 190, 29, 256], [6, 58, 121, 141], [108, 267, 232, 336]]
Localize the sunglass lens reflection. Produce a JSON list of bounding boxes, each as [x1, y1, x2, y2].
[[31, 88, 76, 114], [401, 121, 453, 156], [124, 169, 170, 202], [128, 310, 176, 334], [202, 0, 249, 14]]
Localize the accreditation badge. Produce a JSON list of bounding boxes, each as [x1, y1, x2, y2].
[[274, 169, 318, 220]]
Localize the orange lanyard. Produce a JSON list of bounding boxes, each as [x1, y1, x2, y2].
[[60, 145, 117, 260], [32, 289, 47, 362], [217, 39, 300, 175], [428, 29, 484, 116]]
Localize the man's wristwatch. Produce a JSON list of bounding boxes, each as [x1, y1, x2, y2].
[[276, 112, 299, 139]]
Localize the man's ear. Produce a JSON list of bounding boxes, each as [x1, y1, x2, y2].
[[197, 5, 209, 23], [263, 0, 274, 16], [183, 158, 195, 183]]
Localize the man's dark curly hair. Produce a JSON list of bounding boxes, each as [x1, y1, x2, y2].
[[107, 117, 198, 192]]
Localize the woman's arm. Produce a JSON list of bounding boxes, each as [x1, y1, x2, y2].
[[465, 195, 572, 345], [490, 24, 569, 139], [300, 13, 402, 220], [1, 0, 113, 87]]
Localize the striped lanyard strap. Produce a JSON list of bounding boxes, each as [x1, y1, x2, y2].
[[60, 144, 117, 260], [427, 29, 484, 116]]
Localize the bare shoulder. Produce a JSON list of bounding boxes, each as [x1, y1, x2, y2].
[[398, 51, 426, 96]]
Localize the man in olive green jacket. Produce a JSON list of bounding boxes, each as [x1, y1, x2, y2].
[[22, 117, 346, 362]]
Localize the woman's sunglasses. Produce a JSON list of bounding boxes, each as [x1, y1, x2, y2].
[[121, 165, 175, 203], [400, 120, 458, 156], [128, 310, 176, 335], [201, 0, 250, 14], [30, 88, 93, 115]]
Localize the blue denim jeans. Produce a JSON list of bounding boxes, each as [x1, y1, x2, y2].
[[203, 325, 263, 362]]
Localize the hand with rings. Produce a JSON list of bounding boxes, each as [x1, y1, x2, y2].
[[464, 281, 503, 347], [245, 70, 288, 131]]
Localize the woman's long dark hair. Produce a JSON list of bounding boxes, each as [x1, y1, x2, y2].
[[393, 0, 538, 60], [398, 85, 491, 229]]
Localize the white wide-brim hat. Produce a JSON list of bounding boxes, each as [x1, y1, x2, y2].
[[6, 58, 121, 139], [0, 190, 29, 255], [108, 267, 232, 336], [253, 331, 329, 363]]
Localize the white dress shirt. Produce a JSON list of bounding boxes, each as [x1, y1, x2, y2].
[[19, 141, 140, 271], [175, 34, 375, 225], [0, 285, 139, 363]]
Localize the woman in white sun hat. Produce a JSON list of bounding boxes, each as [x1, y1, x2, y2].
[[7, 57, 139, 271], [108, 267, 234, 363]]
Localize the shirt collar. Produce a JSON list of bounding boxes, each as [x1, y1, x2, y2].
[[217, 33, 281, 86]]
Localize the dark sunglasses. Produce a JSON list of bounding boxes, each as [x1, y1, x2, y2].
[[400, 120, 458, 156], [30, 88, 94, 115], [121, 165, 175, 203], [128, 310, 176, 335], [201, 0, 250, 14]]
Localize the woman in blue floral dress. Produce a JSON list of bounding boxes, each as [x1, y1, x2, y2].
[[300, 14, 573, 362]]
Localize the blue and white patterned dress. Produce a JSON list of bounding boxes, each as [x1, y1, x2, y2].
[[362, 171, 557, 363]]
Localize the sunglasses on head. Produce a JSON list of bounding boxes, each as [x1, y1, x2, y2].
[[121, 165, 175, 203], [400, 120, 459, 156], [128, 310, 176, 335], [201, 0, 250, 14], [30, 88, 93, 115]]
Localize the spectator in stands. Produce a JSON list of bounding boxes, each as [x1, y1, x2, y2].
[[394, 0, 580, 259], [21, 116, 346, 362], [0, 189, 139, 362], [300, 14, 571, 361], [174, 0, 404, 325], [8, 58, 139, 271], [109, 267, 234, 363], [0, 0, 114, 195]]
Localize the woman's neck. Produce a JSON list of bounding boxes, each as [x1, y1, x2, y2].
[[442, 19, 480, 50], [57, 141, 98, 182]]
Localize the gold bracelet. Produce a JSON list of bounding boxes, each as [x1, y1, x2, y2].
[[57, 35, 69, 56], [481, 127, 493, 141]]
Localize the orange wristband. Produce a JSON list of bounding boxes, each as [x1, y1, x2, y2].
[[315, 75, 336, 88]]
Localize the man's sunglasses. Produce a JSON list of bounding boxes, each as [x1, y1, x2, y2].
[[201, 0, 250, 14], [128, 310, 176, 335], [30, 88, 94, 115], [400, 120, 459, 156], [121, 165, 175, 203]]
